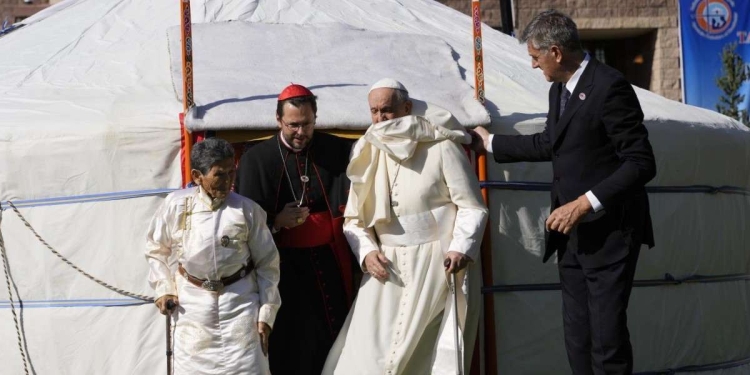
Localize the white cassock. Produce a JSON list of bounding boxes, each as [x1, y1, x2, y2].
[[146, 187, 281, 375], [323, 103, 488, 375]]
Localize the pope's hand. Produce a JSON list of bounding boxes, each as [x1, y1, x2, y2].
[[363, 251, 389, 282], [444, 251, 471, 274], [274, 201, 310, 230]]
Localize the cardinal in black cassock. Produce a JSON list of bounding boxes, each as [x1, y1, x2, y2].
[[235, 84, 357, 375]]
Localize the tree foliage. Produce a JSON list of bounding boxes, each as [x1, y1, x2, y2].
[[716, 42, 749, 127]]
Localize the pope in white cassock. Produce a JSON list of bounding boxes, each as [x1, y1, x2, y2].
[[323, 79, 488, 375], [146, 138, 281, 375]]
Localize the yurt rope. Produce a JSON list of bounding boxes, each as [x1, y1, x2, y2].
[[0, 210, 31, 375], [6, 201, 154, 302]]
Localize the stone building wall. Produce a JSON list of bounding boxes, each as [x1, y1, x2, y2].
[[437, 0, 683, 102], [1, 0, 50, 26], [438, 0, 504, 29], [1, 0, 15, 25]]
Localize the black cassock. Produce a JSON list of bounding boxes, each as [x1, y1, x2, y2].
[[235, 132, 357, 375]]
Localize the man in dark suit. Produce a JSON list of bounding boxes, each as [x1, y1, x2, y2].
[[471, 9, 656, 375]]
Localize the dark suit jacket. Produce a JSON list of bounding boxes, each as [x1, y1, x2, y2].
[[492, 58, 656, 268]]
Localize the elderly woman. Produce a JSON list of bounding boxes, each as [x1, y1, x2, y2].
[[145, 138, 281, 375]]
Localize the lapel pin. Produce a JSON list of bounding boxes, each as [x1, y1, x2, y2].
[[579, 93, 586, 101]]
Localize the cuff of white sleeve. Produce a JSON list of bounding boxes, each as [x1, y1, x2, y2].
[[155, 279, 177, 299], [447, 239, 479, 263], [486, 134, 494, 153], [343, 227, 380, 271], [258, 305, 277, 329], [585, 191, 603, 212]]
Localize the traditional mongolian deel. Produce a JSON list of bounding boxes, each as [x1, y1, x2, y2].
[[323, 106, 488, 375], [145, 187, 280, 375], [236, 132, 356, 375]]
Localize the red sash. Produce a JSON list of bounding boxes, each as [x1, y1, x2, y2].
[[276, 212, 334, 248], [275, 212, 355, 306]]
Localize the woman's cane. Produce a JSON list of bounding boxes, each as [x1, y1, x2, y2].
[[444, 259, 463, 375], [166, 300, 175, 375]]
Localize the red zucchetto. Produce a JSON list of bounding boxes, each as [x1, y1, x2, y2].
[[278, 83, 314, 101]]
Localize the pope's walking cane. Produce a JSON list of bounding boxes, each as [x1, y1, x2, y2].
[[444, 259, 463, 375], [166, 300, 175, 375]]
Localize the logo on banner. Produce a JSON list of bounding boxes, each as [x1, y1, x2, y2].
[[691, 0, 738, 40]]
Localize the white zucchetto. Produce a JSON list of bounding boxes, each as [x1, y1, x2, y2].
[[369, 78, 408, 93]]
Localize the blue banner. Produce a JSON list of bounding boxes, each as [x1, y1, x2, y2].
[[679, 0, 750, 114]]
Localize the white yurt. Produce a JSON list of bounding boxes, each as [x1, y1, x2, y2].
[[0, 0, 748, 374]]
